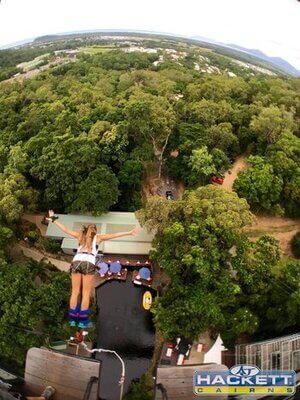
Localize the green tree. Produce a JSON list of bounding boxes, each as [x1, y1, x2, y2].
[[233, 156, 283, 213], [0, 259, 70, 368], [7, 144, 28, 174], [138, 185, 298, 345], [188, 146, 216, 185], [71, 165, 119, 215], [284, 170, 300, 217], [211, 148, 231, 175], [0, 225, 14, 258], [250, 105, 296, 148], [0, 171, 38, 224], [137, 186, 254, 341], [263, 260, 300, 334], [266, 132, 300, 179], [189, 99, 233, 127], [0, 144, 8, 172], [125, 91, 176, 178], [118, 159, 143, 211], [29, 132, 102, 210], [123, 380, 153, 400], [291, 232, 300, 259], [206, 123, 240, 155], [266, 133, 300, 216]]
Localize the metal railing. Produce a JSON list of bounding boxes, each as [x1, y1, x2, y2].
[[235, 333, 300, 370], [80, 340, 125, 400]]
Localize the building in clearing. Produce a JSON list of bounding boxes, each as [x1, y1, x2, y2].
[[45, 212, 154, 256], [17, 54, 49, 72]]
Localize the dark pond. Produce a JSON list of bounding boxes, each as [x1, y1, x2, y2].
[[96, 278, 156, 400]]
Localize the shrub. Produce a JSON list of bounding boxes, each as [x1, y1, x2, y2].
[[27, 230, 38, 244], [291, 232, 300, 258], [123, 381, 153, 400], [41, 238, 62, 254]]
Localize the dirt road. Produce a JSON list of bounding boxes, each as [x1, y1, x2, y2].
[[12, 242, 70, 272], [222, 154, 248, 191], [223, 154, 299, 256]]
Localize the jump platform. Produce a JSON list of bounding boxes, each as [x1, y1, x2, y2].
[[24, 347, 100, 400]]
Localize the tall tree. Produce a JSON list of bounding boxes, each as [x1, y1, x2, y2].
[[70, 165, 119, 215], [125, 91, 176, 178], [233, 155, 283, 213], [188, 146, 216, 185], [250, 105, 296, 148], [137, 186, 255, 342]]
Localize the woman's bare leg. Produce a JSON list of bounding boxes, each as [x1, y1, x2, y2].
[[69, 273, 82, 309], [81, 274, 94, 310]]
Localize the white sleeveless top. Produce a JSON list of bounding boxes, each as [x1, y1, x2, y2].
[[72, 235, 97, 265]]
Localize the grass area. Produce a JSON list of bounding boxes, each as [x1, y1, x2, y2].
[[245, 227, 298, 238], [245, 230, 270, 238], [80, 46, 116, 54]]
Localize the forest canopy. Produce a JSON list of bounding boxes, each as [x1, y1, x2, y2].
[[0, 44, 299, 221], [0, 41, 299, 359]]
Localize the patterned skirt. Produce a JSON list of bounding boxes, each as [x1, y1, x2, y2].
[[69, 260, 97, 275]]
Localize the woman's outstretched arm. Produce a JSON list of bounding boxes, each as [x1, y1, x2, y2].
[[96, 226, 140, 243], [46, 210, 80, 239]]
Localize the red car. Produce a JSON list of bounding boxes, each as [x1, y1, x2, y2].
[[212, 176, 224, 185]]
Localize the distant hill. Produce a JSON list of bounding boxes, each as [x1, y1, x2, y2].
[[3, 30, 299, 77], [18, 30, 299, 77], [190, 36, 300, 77], [226, 44, 300, 77], [33, 35, 62, 43]]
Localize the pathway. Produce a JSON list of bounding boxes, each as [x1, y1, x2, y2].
[[12, 242, 70, 272], [244, 215, 300, 256], [222, 154, 300, 256], [222, 153, 248, 191], [22, 213, 48, 236]]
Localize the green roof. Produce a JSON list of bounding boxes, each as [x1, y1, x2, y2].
[[46, 212, 154, 255]]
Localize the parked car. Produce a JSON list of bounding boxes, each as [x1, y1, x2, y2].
[[165, 190, 174, 200], [212, 176, 224, 185]]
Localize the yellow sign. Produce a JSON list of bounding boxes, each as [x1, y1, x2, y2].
[[143, 291, 152, 310]]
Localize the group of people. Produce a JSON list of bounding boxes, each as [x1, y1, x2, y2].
[[47, 210, 138, 328]]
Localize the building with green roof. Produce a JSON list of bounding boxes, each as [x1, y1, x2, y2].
[[45, 212, 154, 256]]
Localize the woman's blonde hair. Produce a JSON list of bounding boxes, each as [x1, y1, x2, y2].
[[79, 224, 97, 252]]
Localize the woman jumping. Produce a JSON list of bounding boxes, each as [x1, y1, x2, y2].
[[47, 210, 138, 328]]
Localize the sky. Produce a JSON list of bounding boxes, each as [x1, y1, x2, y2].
[[0, 0, 300, 70]]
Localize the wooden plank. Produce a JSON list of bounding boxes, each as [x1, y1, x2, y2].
[[25, 348, 100, 400], [157, 363, 227, 379], [155, 363, 228, 400]]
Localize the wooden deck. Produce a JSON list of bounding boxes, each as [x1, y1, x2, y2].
[[155, 363, 228, 400], [25, 348, 101, 400]]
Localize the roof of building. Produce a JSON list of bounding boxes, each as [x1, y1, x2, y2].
[[46, 212, 154, 255]]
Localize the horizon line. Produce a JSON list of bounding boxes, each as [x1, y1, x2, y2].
[[0, 28, 299, 74]]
